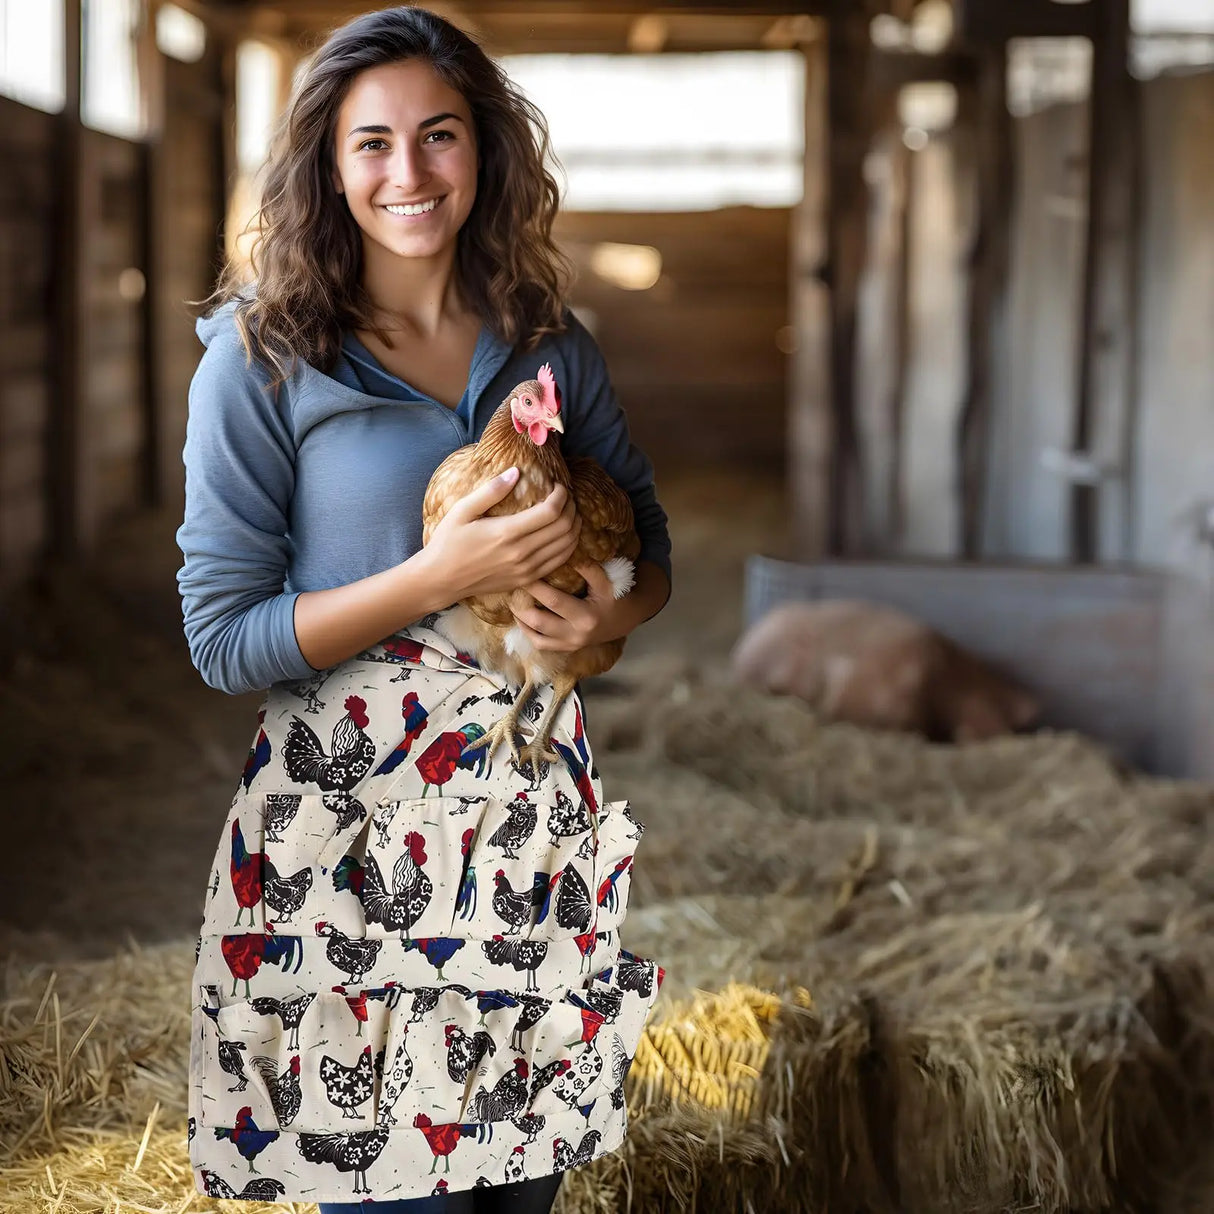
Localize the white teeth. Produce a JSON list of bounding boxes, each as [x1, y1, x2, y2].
[[384, 199, 439, 216]]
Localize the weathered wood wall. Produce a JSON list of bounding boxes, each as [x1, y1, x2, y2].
[[0, 98, 56, 593], [554, 206, 790, 474]]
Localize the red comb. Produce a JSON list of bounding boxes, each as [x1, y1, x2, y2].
[[537, 363, 561, 410]]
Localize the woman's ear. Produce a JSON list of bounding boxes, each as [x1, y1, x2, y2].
[[332, 170, 345, 195]]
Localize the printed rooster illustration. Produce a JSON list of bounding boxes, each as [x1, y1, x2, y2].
[[283, 694, 376, 792], [482, 934, 549, 993], [230, 818, 262, 929], [488, 792, 537, 859], [444, 1023, 496, 1084], [250, 992, 315, 1051], [552, 702, 598, 816], [315, 922, 383, 985], [491, 870, 549, 935], [360, 830, 433, 942], [200, 1169, 286, 1201], [529, 1058, 571, 1105], [415, 936, 465, 982], [261, 855, 313, 924], [504, 1144, 527, 1183], [220, 934, 304, 1000], [241, 710, 271, 790], [547, 789, 592, 849], [248, 1053, 302, 1127], [535, 864, 593, 936], [263, 793, 303, 843], [414, 1114, 478, 1174], [321, 1044, 378, 1120], [414, 723, 491, 794], [510, 1110, 546, 1143], [214, 1106, 279, 1171], [374, 692, 431, 776], [468, 1058, 530, 1123], [596, 857, 633, 915], [422, 364, 640, 771], [296, 1125, 390, 1194], [455, 828, 478, 921], [509, 993, 551, 1051], [552, 1128, 603, 1172]]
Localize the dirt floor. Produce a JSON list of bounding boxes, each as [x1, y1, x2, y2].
[[0, 468, 788, 965]]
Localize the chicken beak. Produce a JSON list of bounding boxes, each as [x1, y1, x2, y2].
[[547, 414, 565, 434]]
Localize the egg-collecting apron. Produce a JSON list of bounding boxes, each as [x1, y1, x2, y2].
[[187, 609, 663, 1204]]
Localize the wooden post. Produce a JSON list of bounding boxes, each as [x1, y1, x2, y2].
[[787, 32, 833, 559], [49, 0, 86, 559], [825, 0, 872, 556], [956, 42, 1012, 559], [1072, 0, 1137, 563]]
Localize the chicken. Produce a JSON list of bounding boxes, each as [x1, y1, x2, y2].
[[261, 855, 313, 924], [263, 793, 303, 843], [730, 601, 1039, 743], [297, 1125, 390, 1193], [360, 831, 433, 942], [242, 709, 271, 790], [373, 692, 430, 776], [249, 1053, 302, 1127], [315, 922, 383, 986], [445, 1024, 497, 1084], [229, 818, 262, 930], [509, 993, 551, 1052], [220, 933, 304, 1001], [422, 364, 641, 772], [200, 1170, 287, 1202], [217, 1035, 250, 1092], [553, 1129, 602, 1172], [413, 1114, 478, 1175], [482, 934, 549, 993], [491, 869, 548, 935], [547, 790, 592, 848], [504, 1144, 527, 1183], [528, 1058, 570, 1104], [511, 1111, 546, 1143], [378, 1025, 414, 1126], [488, 792, 538, 859], [415, 935, 465, 982], [250, 992, 315, 1051], [535, 864, 592, 935], [214, 1105, 279, 1164], [468, 1057, 530, 1123], [320, 1044, 377, 1120], [283, 694, 376, 791]]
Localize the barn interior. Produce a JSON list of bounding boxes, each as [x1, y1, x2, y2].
[[2, 0, 1214, 1211]]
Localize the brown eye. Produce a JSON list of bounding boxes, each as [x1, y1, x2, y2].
[[523, 397, 533, 407]]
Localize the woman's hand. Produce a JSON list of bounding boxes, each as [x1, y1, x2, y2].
[[509, 562, 631, 652], [420, 467, 582, 603]]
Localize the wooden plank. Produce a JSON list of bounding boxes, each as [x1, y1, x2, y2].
[[745, 553, 1168, 771], [957, 0, 1096, 42], [1072, 0, 1138, 563]]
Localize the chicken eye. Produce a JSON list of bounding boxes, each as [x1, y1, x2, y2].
[[523, 397, 533, 407]]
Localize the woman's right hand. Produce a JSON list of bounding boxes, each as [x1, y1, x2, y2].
[[420, 467, 582, 602]]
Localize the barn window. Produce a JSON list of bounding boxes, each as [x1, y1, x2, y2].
[[501, 52, 804, 212], [0, 0, 65, 113], [83, 0, 144, 137]]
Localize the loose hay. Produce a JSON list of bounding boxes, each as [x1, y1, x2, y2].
[[4, 664, 1214, 1212]]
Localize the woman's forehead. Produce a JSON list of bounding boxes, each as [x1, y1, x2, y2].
[[338, 59, 471, 131]]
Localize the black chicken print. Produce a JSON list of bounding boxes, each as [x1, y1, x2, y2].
[[283, 695, 376, 791]]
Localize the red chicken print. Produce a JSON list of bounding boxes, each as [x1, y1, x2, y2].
[[283, 694, 376, 792], [597, 857, 633, 915], [374, 692, 431, 776], [360, 831, 433, 942], [552, 702, 598, 816], [415, 723, 492, 793], [334, 986, 371, 1037], [414, 1114, 478, 1174], [220, 934, 303, 1000], [214, 1105, 279, 1170], [230, 818, 263, 929]]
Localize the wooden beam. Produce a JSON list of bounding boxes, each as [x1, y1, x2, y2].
[[957, 0, 1096, 43], [870, 48, 980, 93], [49, 0, 84, 559], [1072, 0, 1138, 563], [956, 43, 1013, 559]]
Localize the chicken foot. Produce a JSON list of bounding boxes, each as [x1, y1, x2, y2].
[[462, 678, 537, 766], [516, 675, 579, 775]]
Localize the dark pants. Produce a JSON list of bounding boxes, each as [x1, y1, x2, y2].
[[318, 1171, 563, 1214]]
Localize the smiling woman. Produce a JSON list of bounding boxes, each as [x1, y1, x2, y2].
[[178, 6, 670, 1213]]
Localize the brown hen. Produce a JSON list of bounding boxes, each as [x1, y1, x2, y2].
[[421, 364, 640, 771]]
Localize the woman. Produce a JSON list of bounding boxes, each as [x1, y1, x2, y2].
[[176, 7, 670, 1212]]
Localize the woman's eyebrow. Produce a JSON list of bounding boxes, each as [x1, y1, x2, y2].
[[346, 114, 465, 139]]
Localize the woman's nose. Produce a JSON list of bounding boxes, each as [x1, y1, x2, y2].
[[388, 140, 430, 193]]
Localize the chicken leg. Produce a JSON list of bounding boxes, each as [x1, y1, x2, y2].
[[516, 674, 579, 775], [462, 678, 538, 766]]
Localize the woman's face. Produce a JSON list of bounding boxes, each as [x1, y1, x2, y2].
[[332, 58, 478, 265]]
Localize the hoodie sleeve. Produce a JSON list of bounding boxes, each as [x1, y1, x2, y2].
[[175, 321, 320, 695], [560, 313, 672, 591]]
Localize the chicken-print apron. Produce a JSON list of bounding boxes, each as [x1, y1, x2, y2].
[[187, 609, 664, 1204]]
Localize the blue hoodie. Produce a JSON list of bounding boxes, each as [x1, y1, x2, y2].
[[175, 302, 671, 695]]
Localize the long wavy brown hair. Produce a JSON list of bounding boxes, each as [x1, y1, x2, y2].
[[205, 5, 572, 383]]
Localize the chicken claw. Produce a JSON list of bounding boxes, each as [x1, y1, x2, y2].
[[517, 737, 560, 777], [461, 679, 537, 766]]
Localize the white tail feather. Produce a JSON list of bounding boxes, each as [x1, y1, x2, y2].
[[503, 625, 534, 659], [601, 557, 636, 600]]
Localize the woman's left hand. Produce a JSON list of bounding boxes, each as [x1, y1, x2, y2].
[[511, 562, 629, 652]]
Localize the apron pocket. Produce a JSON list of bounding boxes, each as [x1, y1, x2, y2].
[[590, 801, 644, 935], [198, 984, 392, 1132], [526, 989, 616, 1117]]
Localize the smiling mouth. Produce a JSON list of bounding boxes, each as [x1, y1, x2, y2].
[[382, 198, 442, 217]]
